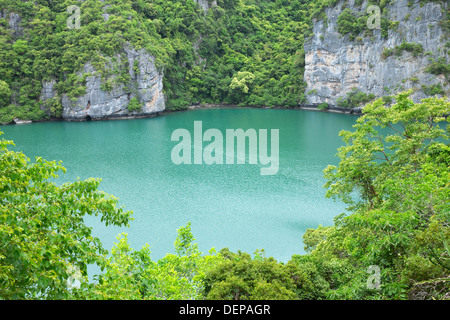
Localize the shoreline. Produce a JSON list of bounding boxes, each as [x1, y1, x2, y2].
[[1, 103, 361, 126]]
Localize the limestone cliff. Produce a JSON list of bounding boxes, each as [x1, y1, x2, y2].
[[41, 46, 165, 121], [304, 0, 449, 108]]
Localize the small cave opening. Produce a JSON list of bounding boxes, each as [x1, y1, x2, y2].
[[85, 100, 92, 121]]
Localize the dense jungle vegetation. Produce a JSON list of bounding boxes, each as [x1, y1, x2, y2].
[[0, 0, 449, 300]]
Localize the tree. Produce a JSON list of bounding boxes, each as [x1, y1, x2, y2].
[[312, 91, 450, 299], [0, 133, 133, 299]]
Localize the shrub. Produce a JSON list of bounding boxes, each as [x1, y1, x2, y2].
[[127, 97, 142, 112], [382, 95, 393, 105]]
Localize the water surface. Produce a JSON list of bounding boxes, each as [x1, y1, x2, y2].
[[0, 108, 357, 263]]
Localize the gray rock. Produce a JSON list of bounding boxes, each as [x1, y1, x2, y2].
[[304, 0, 449, 107], [42, 46, 165, 121]]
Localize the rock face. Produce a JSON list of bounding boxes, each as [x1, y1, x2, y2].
[[42, 46, 165, 121], [0, 10, 23, 38], [304, 0, 449, 107]]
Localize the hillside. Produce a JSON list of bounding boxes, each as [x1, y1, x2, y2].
[[0, 0, 448, 123], [0, 0, 449, 302]]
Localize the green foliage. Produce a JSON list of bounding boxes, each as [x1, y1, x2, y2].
[[325, 90, 449, 209], [381, 95, 393, 105], [422, 83, 445, 96], [0, 132, 133, 299], [202, 248, 319, 300], [42, 96, 63, 118], [127, 97, 142, 113], [303, 225, 330, 252], [318, 91, 450, 299], [317, 102, 329, 110], [84, 222, 223, 300], [425, 57, 450, 81], [0, 105, 14, 124], [336, 5, 394, 41], [337, 8, 366, 40], [163, 0, 314, 108], [229, 71, 255, 95], [0, 80, 11, 107]]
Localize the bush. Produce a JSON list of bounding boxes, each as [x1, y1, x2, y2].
[[337, 6, 395, 41], [202, 248, 325, 300], [425, 57, 450, 80], [0, 133, 133, 299], [166, 98, 190, 110], [321, 92, 450, 299], [127, 97, 142, 112], [0, 80, 11, 107]]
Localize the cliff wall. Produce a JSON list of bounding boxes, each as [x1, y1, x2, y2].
[[304, 0, 449, 107]]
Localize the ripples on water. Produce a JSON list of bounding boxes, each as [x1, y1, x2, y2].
[[1, 108, 357, 262]]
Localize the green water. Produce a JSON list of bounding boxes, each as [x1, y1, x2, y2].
[[0, 108, 357, 262]]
